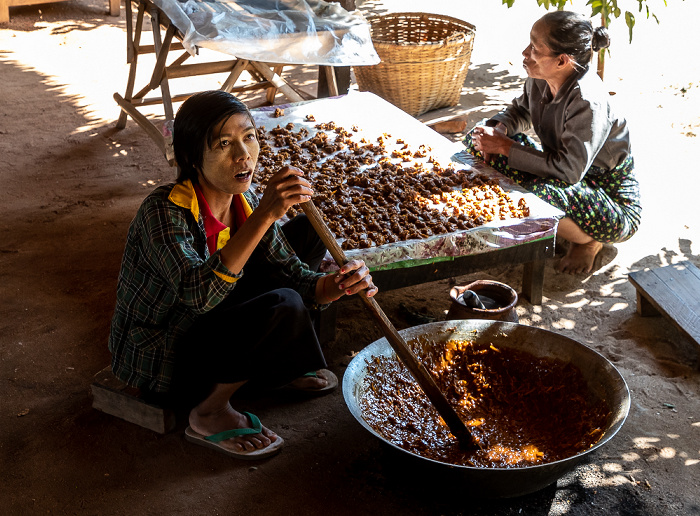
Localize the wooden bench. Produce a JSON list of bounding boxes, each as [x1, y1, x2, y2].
[[0, 0, 120, 24], [628, 261, 700, 352], [90, 366, 176, 434]]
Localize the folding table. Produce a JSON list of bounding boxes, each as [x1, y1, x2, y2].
[[114, 0, 373, 164]]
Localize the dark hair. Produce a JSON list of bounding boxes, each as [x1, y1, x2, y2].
[[540, 11, 610, 70], [173, 90, 256, 183]]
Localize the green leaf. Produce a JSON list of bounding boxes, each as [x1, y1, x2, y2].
[[501, 0, 679, 43], [625, 11, 636, 42]]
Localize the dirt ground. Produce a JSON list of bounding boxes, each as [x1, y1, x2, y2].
[[1, 0, 699, 514]]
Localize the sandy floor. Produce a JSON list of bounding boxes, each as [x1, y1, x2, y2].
[[1, 0, 699, 514]]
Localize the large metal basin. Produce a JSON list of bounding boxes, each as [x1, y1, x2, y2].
[[343, 320, 630, 498]]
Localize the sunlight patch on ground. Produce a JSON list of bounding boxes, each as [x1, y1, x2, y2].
[[659, 447, 677, 459], [599, 281, 626, 297], [1, 24, 128, 123], [552, 319, 576, 330], [633, 436, 660, 449], [622, 451, 641, 461], [609, 302, 628, 312], [562, 298, 588, 309]]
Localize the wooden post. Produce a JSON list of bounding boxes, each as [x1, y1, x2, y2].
[[117, 0, 146, 129], [317, 0, 356, 97], [522, 259, 545, 305], [0, 0, 10, 24], [109, 0, 120, 16], [266, 65, 285, 104]]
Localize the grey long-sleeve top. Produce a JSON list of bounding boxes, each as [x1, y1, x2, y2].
[[490, 68, 631, 184]]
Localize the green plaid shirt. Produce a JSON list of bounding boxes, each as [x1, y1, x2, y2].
[[108, 180, 322, 393]]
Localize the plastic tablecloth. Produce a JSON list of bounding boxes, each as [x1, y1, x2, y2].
[[151, 0, 380, 65], [252, 91, 563, 272]]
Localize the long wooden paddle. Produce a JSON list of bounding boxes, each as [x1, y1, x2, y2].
[[300, 200, 476, 448]]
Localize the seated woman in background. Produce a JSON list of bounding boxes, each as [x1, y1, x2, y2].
[[109, 90, 377, 460], [465, 11, 642, 274]]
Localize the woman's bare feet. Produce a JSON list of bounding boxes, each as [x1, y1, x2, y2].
[[188, 404, 279, 454], [556, 240, 604, 274]]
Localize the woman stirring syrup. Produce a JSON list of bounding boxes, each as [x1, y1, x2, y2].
[[109, 90, 377, 459]]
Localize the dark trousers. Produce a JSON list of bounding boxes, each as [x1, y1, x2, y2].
[[170, 215, 328, 408]]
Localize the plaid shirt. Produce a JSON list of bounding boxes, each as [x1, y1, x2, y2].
[[108, 180, 322, 393]]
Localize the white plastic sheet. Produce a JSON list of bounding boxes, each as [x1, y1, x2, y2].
[[251, 92, 564, 273], [152, 0, 380, 65]]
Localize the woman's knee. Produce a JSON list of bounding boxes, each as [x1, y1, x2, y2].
[[270, 288, 306, 315]]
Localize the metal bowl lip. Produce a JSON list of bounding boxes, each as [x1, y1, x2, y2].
[[343, 319, 631, 473]]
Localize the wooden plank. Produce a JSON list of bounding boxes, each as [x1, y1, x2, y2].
[[127, 85, 270, 108], [114, 93, 166, 153], [167, 60, 242, 79], [90, 367, 176, 434], [652, 263, 700, 315], [137, 42, 185, 55], [221, 59, 249, 92], [249, 61, 304, 103], [148, 23, 176, 90], [629, 262, 700, 346]]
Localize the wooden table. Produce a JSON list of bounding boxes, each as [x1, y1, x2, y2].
[[250, 93, 561, 341], [113, 0, 356, 165]]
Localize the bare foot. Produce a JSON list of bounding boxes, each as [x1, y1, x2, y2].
[[188, 405, 279, 454], [287, 369, 335, 391], [556, 240, 604, 274], [429, 118, 467, 134]]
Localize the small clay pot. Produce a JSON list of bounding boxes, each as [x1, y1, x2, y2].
[[447, 280, 519, 323]]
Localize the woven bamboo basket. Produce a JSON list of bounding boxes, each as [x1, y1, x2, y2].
[[353, 12, 476, 117]]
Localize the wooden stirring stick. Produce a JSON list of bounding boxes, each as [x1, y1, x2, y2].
[[300, 200, 477, 448]]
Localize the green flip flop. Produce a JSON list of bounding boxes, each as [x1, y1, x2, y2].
[[184, 412, 284, 460], [285, 369, 338, 395], [205, 412, 262, 442]]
